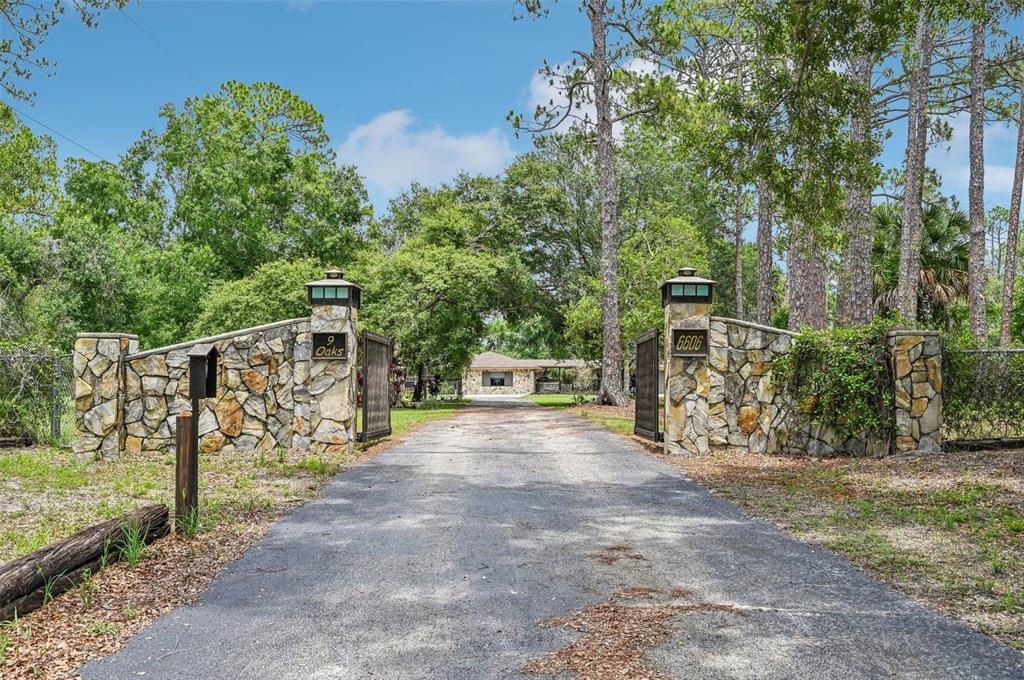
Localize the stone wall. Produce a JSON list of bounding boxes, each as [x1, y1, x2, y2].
[[705, 317, 887, 456], [74, 310, 359, 458], [666, 316, 943, 457], [889, 331, 942, 454], [120, 319, 308, 457], [73, 333, 139, 458], [706, 318, 795, 454], [462, 368, 536, 395]]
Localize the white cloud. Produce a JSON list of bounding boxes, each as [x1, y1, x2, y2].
[[337, 110, 514, 197]]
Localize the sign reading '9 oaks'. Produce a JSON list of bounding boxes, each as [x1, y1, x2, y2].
[[671, 329, 708, 357], [313, 333, 348, 360]]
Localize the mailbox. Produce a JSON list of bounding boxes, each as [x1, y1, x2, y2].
[[188, 343, 219, 399]]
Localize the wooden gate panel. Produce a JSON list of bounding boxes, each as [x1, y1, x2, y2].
[[634, 329, 661, 442], [358, 332, 393, 442]]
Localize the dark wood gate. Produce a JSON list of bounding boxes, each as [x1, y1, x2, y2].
[[634, 329, 661, 442], [358, 331, 393, 442]]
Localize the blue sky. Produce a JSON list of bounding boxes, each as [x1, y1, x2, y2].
[[7, 1, 1022, 219]]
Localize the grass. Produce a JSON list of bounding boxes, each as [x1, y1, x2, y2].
[[83, 621, 118, 637], [662, 449, 1024, 649], [369, 399, 468, 443], [0, 452, 91, 492], [0, 400, 470, 564], [521, 394, 594, 407], [524, 393, 636, 435], [117, 520, 147, 567], [0, 445, 348, 563]]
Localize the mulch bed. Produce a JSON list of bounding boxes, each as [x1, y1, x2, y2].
[[4, 520, 268, 679]]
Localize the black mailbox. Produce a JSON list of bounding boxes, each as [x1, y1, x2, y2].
[[188, 343, 219, 399]]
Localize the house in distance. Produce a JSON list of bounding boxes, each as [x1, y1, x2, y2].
[[462, 351, 596, 396]]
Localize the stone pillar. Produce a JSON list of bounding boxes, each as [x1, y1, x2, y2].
[[663, 270, 714, 455], [308, 304, 357, 456], [73, 332, 138, 458], [888, 330, 942, 454]]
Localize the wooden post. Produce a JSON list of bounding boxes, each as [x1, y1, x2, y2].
[[175, 412, 198, 533]]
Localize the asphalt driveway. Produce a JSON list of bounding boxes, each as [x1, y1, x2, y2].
[[81, 399, 1024, 679]]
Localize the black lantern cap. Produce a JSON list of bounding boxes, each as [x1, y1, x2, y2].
[[306, 269, 362, 308], [661, 267, 716, 306]]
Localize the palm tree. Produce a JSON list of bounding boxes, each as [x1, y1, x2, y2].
[[873, 203, 969, 330]]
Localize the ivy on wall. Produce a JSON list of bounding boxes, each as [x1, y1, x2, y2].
[[773, 320, 895, 442]]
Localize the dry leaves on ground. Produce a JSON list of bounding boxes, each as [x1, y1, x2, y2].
[[524, 588, 738, 680], [1, 437, 402, 679]]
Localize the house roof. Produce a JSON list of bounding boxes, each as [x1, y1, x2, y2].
[[469, 351, 588, 371]]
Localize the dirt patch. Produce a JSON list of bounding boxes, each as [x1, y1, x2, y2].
[[612, 587, 662, 600], [524, 588, 738, 679], [590, 545, 647, 564]]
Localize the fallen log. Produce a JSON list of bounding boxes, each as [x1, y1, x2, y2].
[[0, 503, 169, 621]]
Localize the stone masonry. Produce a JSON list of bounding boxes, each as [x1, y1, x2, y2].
[[307, 303, 357, 455], [704, 317, 892, 456], [73, 333, 139, 458], [74, 307, 359, 458], [462, 369, 535, 396], [889, 330, 943, 454], [665, 311, 944, 457], [664, 298, 711, 456]]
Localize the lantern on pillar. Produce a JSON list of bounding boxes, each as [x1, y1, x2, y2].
[[305, 270, 362, 308], [661, 267, 716, 307]]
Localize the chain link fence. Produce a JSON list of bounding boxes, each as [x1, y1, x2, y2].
[[0, 352, 74, 448], [942, 348, 1024, 446]]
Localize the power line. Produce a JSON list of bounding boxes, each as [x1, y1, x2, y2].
[[120, 9, 210, 91], [9, 105, 105, 161], [118, 11, 313, 152]]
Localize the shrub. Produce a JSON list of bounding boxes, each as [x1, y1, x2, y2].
[[773, 320, 895, 441]]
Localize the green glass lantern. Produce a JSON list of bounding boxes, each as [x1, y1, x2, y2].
[[306, 270, 361, 308], [661, 267, 716, 306]]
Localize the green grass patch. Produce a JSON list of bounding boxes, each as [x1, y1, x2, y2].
[[520, 393, 585, 409], [0, 451, 91, 491], [83, 621, 118, 636], [388, 401, 467, 438], [580, 413, 633, 435]]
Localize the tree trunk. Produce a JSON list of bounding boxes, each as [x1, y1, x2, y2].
[[413, 363, 425, 402], [588, 0, 625, 406], [999, 78, 1024, 347], [756, 179, 773, 325], [733, 185, 745, 319], [968, 14, 988, 342], [0, 504, 169, 621], [844, 51, 876, 326], [896, 8, 933, 322], [788, 219, 828, 331]]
